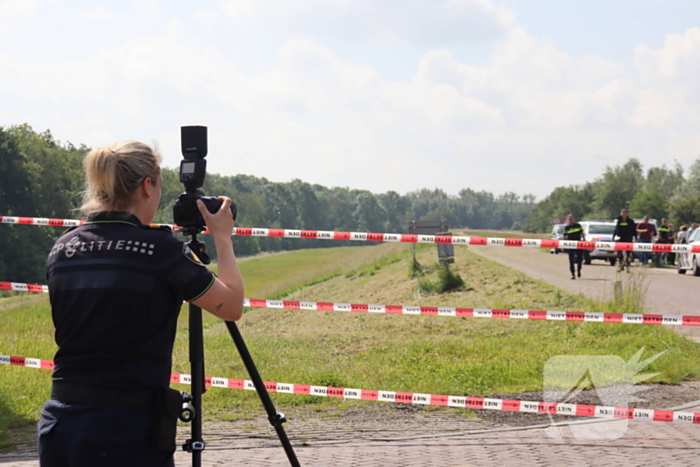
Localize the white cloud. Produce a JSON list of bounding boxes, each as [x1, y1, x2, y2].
[[632, 27, 700, 124], [214, 0, 512, 46], [2, 2, 700, 199], [74, 6, 114, 22], [138, 0, 161, 16], [0, 0, 46, 36], [634, 28, 700, 81]]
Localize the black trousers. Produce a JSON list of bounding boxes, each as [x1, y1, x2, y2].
[[38, 400, 175, 467], [567, 249, 583, 275]]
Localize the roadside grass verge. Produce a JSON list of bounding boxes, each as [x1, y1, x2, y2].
[[182, 243, 700, 421], [453, 229, 548, 240], [0, 299, 55, 452], [2, 241, 700, 451], [0, 243, 406, 450]]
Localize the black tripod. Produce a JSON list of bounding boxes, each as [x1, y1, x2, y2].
[[182, 234, 300, 467]]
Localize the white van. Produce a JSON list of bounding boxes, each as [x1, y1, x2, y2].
[[580, 220, 617, 265], [550, 223, 566, 254]]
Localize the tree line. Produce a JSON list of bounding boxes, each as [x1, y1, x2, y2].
[[0, 124, 536, 283], [4, 124, 698, 284], [522, 158, 700, 233]]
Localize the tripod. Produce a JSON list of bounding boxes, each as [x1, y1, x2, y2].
[[183, 235, 300, 467]]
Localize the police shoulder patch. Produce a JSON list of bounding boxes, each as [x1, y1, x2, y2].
[[140, 224, 172, 232], [62, 226, 79, 235], [183, 245, 205, 266]]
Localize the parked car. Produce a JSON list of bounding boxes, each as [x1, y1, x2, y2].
[[550, 223, 566, 254], [580, 220, 617, 265], [677, 228, 700, 275]]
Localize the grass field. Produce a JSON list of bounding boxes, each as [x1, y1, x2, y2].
[[2, 241, 700, 452]]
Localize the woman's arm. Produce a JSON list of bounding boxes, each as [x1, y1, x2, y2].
[[191, 198, 244, 321]]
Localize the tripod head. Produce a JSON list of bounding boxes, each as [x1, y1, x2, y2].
[[185, 235, 211, 266]]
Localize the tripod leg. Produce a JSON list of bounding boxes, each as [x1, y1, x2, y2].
[[225, 321, 300, 467], [187, 304, 206, 467]]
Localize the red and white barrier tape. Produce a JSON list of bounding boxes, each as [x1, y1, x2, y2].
[[3, 281, 698, 327], [1, 282, 49, 293], [1, 354, 698, 425], [242, 299, 700, 327], [0, 216, 84, 227], [3, 281, 697, 327], [3, 215, 698, 253]]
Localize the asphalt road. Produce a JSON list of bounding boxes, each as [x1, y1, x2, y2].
[[469, 245, 700, 342]]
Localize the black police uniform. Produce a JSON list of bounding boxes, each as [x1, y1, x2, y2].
[[39, 212, 215, 467], [563, 222, 584, 279], [657, 223, 673, 265], [613, 216, 637, 270]]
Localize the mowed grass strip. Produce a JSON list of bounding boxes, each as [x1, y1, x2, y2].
[[181, 244, 700, 420], [0, 243, 407, 451]]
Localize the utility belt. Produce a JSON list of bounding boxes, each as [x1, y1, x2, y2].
[[51, 381, 183, 452], [51, 380, 155, 410]]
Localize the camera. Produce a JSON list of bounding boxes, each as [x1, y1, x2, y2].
[[173, 125, 237, 235]]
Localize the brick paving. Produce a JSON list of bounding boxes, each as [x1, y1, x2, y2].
[[167, 419, 699, 467], [4, 414, 699, 466]]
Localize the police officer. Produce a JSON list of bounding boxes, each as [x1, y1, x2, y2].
[[613, 208, 637, 272], [39, 141, 244, 466], [656, 217, 671, 266], [563, 214, 585, 280]]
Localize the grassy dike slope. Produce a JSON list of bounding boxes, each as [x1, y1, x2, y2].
[[2, 242, 700, 451], [181, 243, 700, 420], [0, 244, 402, 451]]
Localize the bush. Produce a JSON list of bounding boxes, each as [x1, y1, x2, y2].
[[418, 263, 465, 293]]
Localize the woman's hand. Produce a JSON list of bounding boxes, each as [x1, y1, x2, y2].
[[197, 197, 234, 239]]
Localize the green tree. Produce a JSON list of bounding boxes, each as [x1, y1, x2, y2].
[[457, 189, 495, 229], [629, 188, 669, 220], [592, 158, 644, 218], [646, 164, 684, 198], [670, 195, 700, 226], [352, 190, 387, 232], [289, 179, 325, 230], [523, 184, 594, 233], [378, 190, 410, 232], [0, 124, 85, 283], [674, 158, 700, 199]]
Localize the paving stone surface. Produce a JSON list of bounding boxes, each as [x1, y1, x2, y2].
[[3, 416, 699, 466]]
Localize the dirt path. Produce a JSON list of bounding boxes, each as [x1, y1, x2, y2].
[[468, 246, 700, 342]]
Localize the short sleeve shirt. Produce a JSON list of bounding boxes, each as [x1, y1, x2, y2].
[[637, 222, 656, 240], [45, 212, 215, 390]]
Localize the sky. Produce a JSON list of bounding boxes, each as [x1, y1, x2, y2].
[[2, 0, 700, 200]]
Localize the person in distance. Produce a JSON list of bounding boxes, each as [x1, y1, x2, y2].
[[635, 215, 656, 266], [39, 141, 244, 467], [656, 218, 672, 266], [562, 214, 585, 280], [613, 209, 637, 273]]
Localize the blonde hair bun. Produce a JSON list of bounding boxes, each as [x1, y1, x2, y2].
[[80, 140, 162, 216]]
